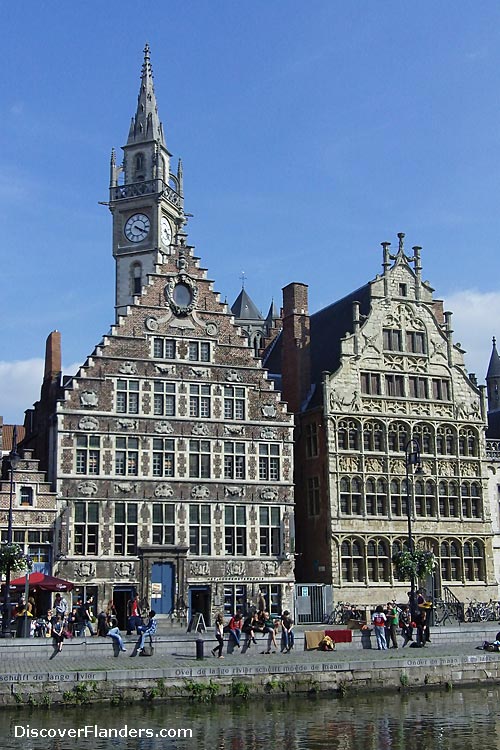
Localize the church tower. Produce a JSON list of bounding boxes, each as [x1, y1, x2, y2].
[[109, 44, 185, 317], [486, 336, 500, 414]]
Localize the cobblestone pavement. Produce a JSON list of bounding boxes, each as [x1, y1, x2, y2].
[[0, 637, 497, 676]]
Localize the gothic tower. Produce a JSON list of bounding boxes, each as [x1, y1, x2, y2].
[[109, 44, 185, 317], [486, 337, 500, 414]]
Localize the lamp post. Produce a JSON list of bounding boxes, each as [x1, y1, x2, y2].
[[405, 437, 423, 619], [1, 445, 21, 638]]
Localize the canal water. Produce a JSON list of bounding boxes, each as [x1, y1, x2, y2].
[[0, 685, 499, 749]]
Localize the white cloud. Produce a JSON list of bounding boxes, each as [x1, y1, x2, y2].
[[0, 359, 44, 425], [443, 289, 500, 383], [0, 359, 82, 425]]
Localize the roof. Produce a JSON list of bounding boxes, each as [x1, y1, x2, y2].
[[231, 289, 263, 321], [487, 338, 500, 379], [2, 424, 26, 453]]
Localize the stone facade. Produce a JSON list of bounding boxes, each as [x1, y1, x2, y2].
[[265, 233, 497, 607], [22, 46, 294, 627]]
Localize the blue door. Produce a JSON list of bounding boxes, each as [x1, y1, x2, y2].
[[151, 562, 174, 614]]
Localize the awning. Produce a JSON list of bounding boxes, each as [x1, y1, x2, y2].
[[7, 572, 74, 592]]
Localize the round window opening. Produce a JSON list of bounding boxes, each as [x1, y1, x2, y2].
[[173, 283, 193, 308]]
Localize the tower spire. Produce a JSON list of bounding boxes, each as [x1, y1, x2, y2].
[[127, 43, 165, 146]]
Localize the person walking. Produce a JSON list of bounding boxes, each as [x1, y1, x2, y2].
[[211, 613, 225, 658], [372, 605, 387, 650]]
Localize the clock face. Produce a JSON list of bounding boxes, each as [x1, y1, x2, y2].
[[161, 217, 172, 246], [124, 213, 150, 243]]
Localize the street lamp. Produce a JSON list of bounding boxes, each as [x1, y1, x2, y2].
[[1, 446, 21, 638], [405, 437, 423, 619]]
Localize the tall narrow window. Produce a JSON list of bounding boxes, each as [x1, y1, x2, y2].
[[132, 263, 142, 295], [307, 476, 321, 516], [224, 386, 245, 420], [116, 380, 139, 414], [224, 442, 246, 480], [258, 444, 280, 481], [341, 538, 365, 583], [152, 438, 175, 477], [152, 503, 175, 545], [189, 384, 211, 418], [76, 435, 100, 474], [74, 502, 99, 555], [259, 507, 281, 555], [114, 503, 138, 556], [224, 506, 247, 555], [115, 437, 139, 476], [189, 440, 211, 479], [153, 381, 176, 416], [189, 505, 211, 555]]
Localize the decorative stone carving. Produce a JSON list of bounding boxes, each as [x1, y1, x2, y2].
[[224, 424, 244, 436], [155, 421, 174, 434], [192, 423, 210, 436], [461, 462, 479, 477], [389, 459, 406, 474], [260, 487, 278, 501], [114, 482, 137, 494], [145, 316, 160, 331], [191, 485, 210, 499], [114, 562, 134, 578], [338, 456, 359, 473], [191, 561, 210, 576], [361, 331, 382, 355], [437, 461, 457, 477], [261, 404, 277, 418], [164, 273, 199, 316], [365, 457, 384, 473], [224, 486, 245, 498], [260, 427, 277, 440], [329, 388, 344, 412], [155, 363, 176, 375], [226, 369, 241, 382], [80, 390, 98, 407], [263, 561, 278, 576], [154, 484, 174, 498], [117, 418, 138, 430], [78, 416, 99, 431], [119, 361, 137, 375], [74, 561, 95, 579], [190, 367, 209, 378], [225, 561, 245, 576], [77, 481, 98, 496], [205, 322, 218, 336], [455, 400, 481, 420]]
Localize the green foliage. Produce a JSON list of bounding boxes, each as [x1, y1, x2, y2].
[[183, 679, 220, 702], [392, 549, 436, 581], [231, 680, 250, 700], [400, 672, 409, 687], [0, 543, 31, 575]]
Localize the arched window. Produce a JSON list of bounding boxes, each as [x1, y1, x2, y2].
[[363, 420, 384, 452], [413, 423, 433, 454], [135, 152, 145, 180], [390, 479, 407, 517], [461, 482, 482, 518], [436, 426, 456, 455], [337, 420, 360, 451], [415, 479, 436, 518], [366, 478, 388, 516], [458, 428, 479, 457], [131, 263, 142, 296], [339, 476, 362, 515], [440, 539, 461, 581], [341, 537, 365, 583], [463, 539, 485, 581], [367, 538, 390, 582], [388, 421, 409, 453], [252, 334, 262, 357], [438, 481, 459, 517]]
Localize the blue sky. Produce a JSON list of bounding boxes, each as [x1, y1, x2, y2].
[[1, 1, 500, 424]]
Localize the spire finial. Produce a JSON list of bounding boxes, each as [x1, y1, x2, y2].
[[127, 44, 165, 147], [397, 232, 405, 254], [493, 336, 497, 348], [240, 271, 246, 289]]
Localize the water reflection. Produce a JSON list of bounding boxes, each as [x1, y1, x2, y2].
[[1, 686, 499, 749]]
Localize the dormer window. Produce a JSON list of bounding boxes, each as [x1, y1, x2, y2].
[[20, 487, 34, 507]]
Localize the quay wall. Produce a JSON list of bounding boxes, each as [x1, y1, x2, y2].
[[1, 652, 500, 707]]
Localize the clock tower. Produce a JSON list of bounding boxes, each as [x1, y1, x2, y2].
[[109, 44, 185, 317]]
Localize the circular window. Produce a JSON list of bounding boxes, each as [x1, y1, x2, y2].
[[173, 283, 193, 308]]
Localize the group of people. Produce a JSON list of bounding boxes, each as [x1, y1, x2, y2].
[[371, 590, 432, 650], [211, 609, 294, 658]]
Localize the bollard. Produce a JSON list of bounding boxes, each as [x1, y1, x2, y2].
[[196, 638, 204, 660]]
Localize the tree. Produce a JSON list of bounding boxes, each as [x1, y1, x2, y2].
[[0, 543, 31, 576], [392, 549, 436, 581]]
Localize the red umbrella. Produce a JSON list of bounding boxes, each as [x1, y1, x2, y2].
[[8, 572, 74, 592]]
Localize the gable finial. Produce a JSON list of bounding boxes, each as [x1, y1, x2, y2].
[[397, 232, 405, 254], [240, 271, 246, 289]]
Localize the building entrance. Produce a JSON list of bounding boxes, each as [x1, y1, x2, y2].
[[151, 562, 174, 614], [189, 585, 211, 627]]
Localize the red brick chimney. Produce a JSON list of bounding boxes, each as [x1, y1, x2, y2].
[[281, 283, 311, 413]]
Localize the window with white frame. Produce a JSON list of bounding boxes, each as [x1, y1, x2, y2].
[[115, 437, 139, 476], [152, 503, 175, 545], [259, 506, 281, 555], [76, 435, 100, 474], [223, 585, 247, 617], [224, 442, 246, 480], [74, 501, 99, 555], [189, 384, 211, 418], [189, 504, 211, 554], [258, 444, 280, 481], [114, 502, 138, 556], [153, 381, 176, 416], [153, 338, 176, 359], [152, 438, 175, 477], [224, 386, 245, 420], [224, 506, 247, 555], [188, 341, 210, 362], [189, 440, 211, 479], [20, 487, 34, 507], [116, 379, 139, 414]]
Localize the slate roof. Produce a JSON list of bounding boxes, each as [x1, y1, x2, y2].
[[231, 289, 263, 321], [487, 339, 500, 379]]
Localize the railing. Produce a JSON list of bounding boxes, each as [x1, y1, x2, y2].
[[442, 586, 465, 623], [486, 439, 500, 460], [110, 179, 182, 207]]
